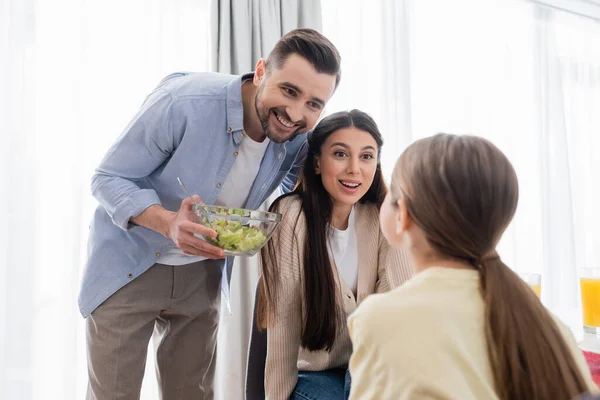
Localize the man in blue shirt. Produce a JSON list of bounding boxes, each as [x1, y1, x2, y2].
[[80, 28, 341, 400]]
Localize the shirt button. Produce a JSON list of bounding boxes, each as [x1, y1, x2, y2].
[[240, 132, 245, 137], [233, 151, 239, 156], [227, 127, 232, 132], [155, 252, 161, 257], [127, 273, 133, 279], [216, 183, 222, 188]]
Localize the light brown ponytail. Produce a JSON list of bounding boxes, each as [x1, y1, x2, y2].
[[480, 258, 588, 399]]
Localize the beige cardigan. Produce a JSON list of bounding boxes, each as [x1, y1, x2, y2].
[[263, 195, 413, 400]]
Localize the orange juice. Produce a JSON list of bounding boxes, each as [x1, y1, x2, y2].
[[530, 283, 541, 298], [581, 277, 600, 327]]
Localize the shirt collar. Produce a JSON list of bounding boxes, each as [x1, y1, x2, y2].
[[226, 72, 254, 134]]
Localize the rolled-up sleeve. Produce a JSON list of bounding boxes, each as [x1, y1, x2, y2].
[[91, 90, 175, 230]]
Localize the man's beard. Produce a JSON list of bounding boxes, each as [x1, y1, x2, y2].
[[254, 91, 306, 143]]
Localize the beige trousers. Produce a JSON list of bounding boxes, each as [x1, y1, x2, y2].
[[85, 261, 222, 400]]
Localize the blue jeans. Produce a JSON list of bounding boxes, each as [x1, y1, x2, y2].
[[290, 369, 351, 400]]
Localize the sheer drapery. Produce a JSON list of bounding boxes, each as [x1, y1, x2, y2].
[[322, 0, 600, 334], [1, 1, 211, 398]]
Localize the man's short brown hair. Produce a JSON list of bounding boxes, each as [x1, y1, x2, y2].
[[266, 28, 341, 89]]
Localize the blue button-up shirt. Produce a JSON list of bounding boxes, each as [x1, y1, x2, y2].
[[78, 72, 308, 317]]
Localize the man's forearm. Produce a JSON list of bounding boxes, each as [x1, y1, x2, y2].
[[130, 204, 175, 238]]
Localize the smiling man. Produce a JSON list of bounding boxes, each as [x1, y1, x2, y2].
[[79, 29, 341, 400]]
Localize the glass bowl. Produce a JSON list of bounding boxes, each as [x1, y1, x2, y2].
[[193, 204, 282, 256]]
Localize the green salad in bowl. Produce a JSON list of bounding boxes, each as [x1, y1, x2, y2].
[[193, 205, 281, 256]]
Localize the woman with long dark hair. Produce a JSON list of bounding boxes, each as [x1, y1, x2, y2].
[[257, 110, 413, 399], [348, 133, 597, 399]]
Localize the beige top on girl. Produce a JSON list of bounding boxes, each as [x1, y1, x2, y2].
[[348, 267, 598, 400]]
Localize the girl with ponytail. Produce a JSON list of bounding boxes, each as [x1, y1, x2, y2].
[[347, 133, 597, 400]]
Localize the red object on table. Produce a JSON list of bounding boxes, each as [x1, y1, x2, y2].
[[583, 350, 600, 385]]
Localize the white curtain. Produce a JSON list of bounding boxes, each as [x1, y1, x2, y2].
[[320, 0, 413, 181], [322, 0, 600, 336], [535, 6, 600, 332], [211, 0, 322, 73], [0, 1, 212, 399]]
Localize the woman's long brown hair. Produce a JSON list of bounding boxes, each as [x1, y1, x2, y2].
[[390, 134, 588, 399]]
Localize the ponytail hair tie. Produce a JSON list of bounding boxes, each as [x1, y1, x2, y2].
[[475, 250, 500, 270]]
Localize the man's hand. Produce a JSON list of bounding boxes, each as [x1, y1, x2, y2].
[[130, 196, 225, 259], [166, 196, 225, 259]]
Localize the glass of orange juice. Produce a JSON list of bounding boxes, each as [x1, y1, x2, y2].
[[581, 268, 600, 334], [519, 273, 541, 298]]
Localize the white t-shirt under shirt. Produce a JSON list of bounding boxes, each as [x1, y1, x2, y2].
[[157, 134, 270, 265], [328, 206, 359, 295]]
